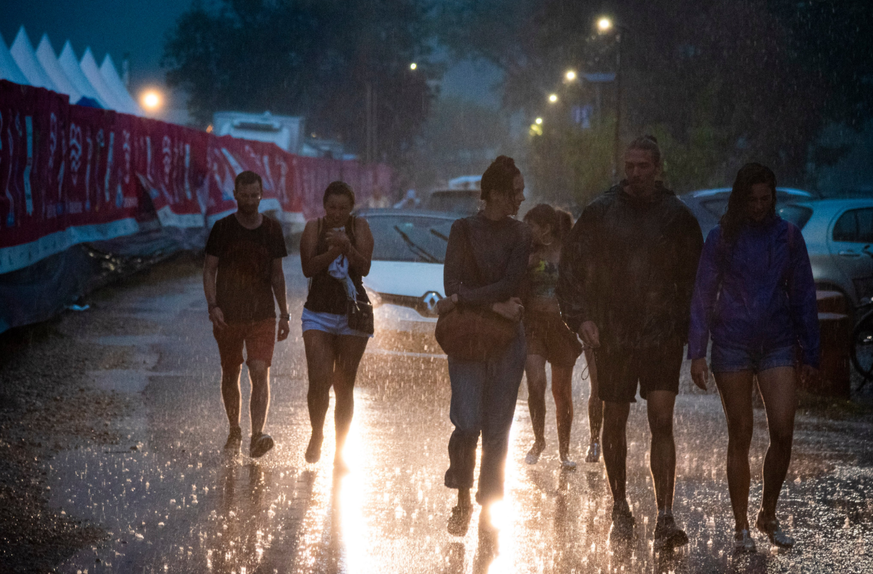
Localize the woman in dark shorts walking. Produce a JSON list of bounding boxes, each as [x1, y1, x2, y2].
[[521, 204, 602, 470], [299, 181, 374, 471], [689, 163, 820, 551]]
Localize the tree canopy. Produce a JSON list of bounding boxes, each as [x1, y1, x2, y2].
[[162, 0, 440, 164], [436, 0, 873, 199]]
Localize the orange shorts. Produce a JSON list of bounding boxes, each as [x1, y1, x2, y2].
[[213, 319, 276, 368], [524, 312, 583, 368]]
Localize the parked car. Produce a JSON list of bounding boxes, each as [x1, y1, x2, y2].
[[357, 209, 456, 353], [778, 199, 873, 309], [680, 187, 817, 236]]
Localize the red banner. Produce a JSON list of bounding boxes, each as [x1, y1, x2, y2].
[[0, 80, 391, 274]]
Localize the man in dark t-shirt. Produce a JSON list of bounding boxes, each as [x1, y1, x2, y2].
[[204, 170, 289, 458]]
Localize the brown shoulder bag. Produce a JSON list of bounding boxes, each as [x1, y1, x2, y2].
[[435, 219, 517, 360]]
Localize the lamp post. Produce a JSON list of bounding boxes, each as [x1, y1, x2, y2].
[[597, 16, 626, 182]]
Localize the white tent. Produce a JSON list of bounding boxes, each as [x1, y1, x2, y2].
[[100, 54, 144, 116], [80, 47, 131, 113], [58, 41, 105, 107], [36, 34, 82, 104], [0, 32, 28, 85], [10, 27, 56, 91]]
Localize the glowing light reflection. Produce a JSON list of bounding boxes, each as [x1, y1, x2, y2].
[[338, 393, 370, 573]]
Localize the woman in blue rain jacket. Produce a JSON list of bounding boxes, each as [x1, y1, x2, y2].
[[688, 163, 820, 552]]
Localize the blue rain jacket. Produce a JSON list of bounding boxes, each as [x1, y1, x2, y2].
[[687, 215, 820, 367]]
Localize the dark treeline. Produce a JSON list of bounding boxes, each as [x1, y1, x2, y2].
[[163, 0, 873, 201]]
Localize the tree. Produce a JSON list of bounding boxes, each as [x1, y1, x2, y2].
[[162, 0, 441, 164], [405, 96, 516, 190], [436, 0, 873, 196]]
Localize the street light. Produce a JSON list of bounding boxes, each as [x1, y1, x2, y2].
[[565, 70, 577, 82], [548, 93, 558, 103], [409, 62, 417, 70], [597, 15, 625, 182], [140, 89, 163, 112], [535, 117, 543, 125]]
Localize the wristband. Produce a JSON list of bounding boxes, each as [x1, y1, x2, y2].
[[279, 313, 291, 320]]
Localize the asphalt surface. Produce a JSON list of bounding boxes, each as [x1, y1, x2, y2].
[[10, 256, 873, 573]]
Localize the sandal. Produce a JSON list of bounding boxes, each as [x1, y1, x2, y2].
[[305, 435, 323, 463], [733, 529, 756, 552], [525, 441, 545, 465], [585, 441, 601, 463], [755, 514, 795, 549], [447, 504, 473, 536]]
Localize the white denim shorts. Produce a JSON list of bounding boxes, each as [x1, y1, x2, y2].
[[301, 307, 372, 338]]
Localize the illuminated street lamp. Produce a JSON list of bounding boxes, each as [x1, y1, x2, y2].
[[535, 117, 543, 125], [548, 93, 558, 103], [565, 70, 577, 82], [597, 15, 627, 181], [409, 62, 417, 70], [141, 89, 163, 111]]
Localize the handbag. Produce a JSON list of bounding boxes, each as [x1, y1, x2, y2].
[[435, 219, 517, 360], [347, 298, 375, 335]]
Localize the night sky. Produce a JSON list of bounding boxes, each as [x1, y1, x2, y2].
[[0, 1, 501, 110]]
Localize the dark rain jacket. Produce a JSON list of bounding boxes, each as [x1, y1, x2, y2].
[[557, 182, 703, 350], [687, 215, 821, 368]]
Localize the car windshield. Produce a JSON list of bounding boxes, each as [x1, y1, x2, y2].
[[778, 205, 813, 229], [366, 215, 454, 263], [426, 191, 481, 214]]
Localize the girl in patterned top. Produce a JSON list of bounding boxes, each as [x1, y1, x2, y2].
[[522, 204, 602, 470]]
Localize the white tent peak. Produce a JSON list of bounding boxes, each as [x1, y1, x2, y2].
[[99, 53, 144, 116], [58, 41, 104, 107], [36, 34, 81, 103], [80, 46, 128, 112], [0, 31, 28, 85], [10, 26, 56, 91]]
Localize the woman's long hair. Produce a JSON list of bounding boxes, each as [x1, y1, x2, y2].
[[524, 204, 573, 243], [720, 163, 777, 243]]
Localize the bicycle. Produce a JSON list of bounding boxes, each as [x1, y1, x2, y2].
[[851, 297, 873, 392]]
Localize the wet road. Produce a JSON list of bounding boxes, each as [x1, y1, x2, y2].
[[43, 257, 873, 573]]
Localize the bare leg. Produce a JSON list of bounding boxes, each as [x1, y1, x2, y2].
[[714, 370, 755, 531], [551, 364, 574, 460], [333, 335, 369, 464], [247, 360, 270, 436], [524, 354, 547, 461], [602, 401, 630, 502], [303, 330, 338, 461], [755, 367, 797, 521], [221, 364, 243, 429], [646, 390, 678, 511]]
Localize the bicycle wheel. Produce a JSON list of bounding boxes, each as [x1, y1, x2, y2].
[[851, 311, 873, 380]]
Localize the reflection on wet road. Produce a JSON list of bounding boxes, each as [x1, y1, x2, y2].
[[47, 259, 873, 573]]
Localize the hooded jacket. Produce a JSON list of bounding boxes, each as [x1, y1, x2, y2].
[[687, 215, 820, 367], [558, 182, 703, 350]]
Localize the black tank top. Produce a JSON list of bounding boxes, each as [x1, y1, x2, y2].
[[303, 216, 368, 314]]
